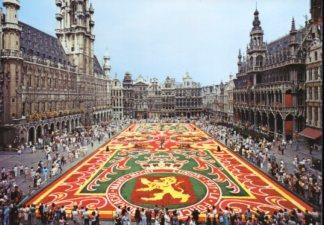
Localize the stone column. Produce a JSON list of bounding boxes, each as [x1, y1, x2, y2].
[[254, 111, 257, 128], [260, 112, 264, 126], [275, 92, 277, 105], [292, 116, 297, 133], [68, 120, 72, 133], [274, 115, 278, 137], [253, 91, 256, 105], [282, 116, 286, 140], [33, 128, 37, 144], [312, 106, 315, 127], [318, 106, 322, 128]]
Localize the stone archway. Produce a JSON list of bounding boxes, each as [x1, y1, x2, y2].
[[50, 123, 55, 134], [285, 114, 294, 140], [43, 124, 49, 136], [276, 113, 283, 135], [36, 125, 43, 141], [71, 119, 75, 131], [268, 113, 275, 133], [296, 116, 306, 133], [66, 120, 71, 132], [28, 127, 36, 144], [256, 111, 261, 128], [261, 112, 267, 127], [93, 114, 97, 125], [56, 121, 61, 131], [62, 121, 66, 132]]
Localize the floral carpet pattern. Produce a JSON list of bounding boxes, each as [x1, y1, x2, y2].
[[26, 123, 312, 219]]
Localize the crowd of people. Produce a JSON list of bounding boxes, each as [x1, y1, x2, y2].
[[0, 119, 131, 225], [113, 205, 321, 225], [197, 120, 322, 207], [0, 117, 322, 225]]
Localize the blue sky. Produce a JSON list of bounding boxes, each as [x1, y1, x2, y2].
[[1, 0, 309, 85]]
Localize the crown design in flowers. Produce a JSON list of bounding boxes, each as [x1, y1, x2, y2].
[[135, 152, 188, 170]]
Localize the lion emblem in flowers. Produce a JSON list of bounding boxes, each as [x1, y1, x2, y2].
[[137, 176, 190, 203]]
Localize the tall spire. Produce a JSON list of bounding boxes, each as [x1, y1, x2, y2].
[[238, 49, 242, 61], [252, 9, 261, 30], [290, 17, 296, 33]]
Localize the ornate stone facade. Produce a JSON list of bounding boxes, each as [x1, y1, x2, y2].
[[116, 73, 203, 119], [174, 73, 202, 118], [0, 0, 112, 147], [233, 2, 323, 141], [122, 72, 134, 118], [233, 9, 308, 140], [301, 0, 322, 143], [111, 76, 123, 120], [147, 78, 162, 119]]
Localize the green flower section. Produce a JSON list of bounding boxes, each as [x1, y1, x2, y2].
[[178, 150, 249, 197], [120, 173, 207, 209], [80, 151, 250, 198]]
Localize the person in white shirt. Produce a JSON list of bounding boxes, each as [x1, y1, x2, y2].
[[164, 211, 171, 225]]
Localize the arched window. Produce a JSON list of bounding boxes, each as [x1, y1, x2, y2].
[[256, 55, 263, 67], [250, 56, 254, 67]]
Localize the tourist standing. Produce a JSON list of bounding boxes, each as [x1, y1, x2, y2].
[[135, 208, 141, 225], [83, 208, 90, 225]]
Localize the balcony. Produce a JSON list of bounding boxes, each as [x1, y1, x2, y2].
[[2, 23, 22, 31], [0, 49, 22, 59], [55, 13, 63, 21], [3, 0, 20, 7]]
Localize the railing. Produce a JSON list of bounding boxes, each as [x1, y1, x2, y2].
[[24, 55, 77, 72], [0, 49, 23, 59]]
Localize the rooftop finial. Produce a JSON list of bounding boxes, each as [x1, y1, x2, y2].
[[253, 7, 261, 29], [290, 17, 296, 32]]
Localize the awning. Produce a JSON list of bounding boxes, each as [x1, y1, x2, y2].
[[299, 127, 322, 140]]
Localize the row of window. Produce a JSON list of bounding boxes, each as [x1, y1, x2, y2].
[[307, 106, 321, 127], [306, 67, 322, 81], [307, 86, 321, 100], [22, 101, 80, 116]]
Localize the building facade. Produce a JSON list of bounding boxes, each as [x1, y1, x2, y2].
[[0, 0, 111, 147], [201, 85, 216, 118], [122, 72, 134, 118], [300, 0, 323, 143], [133, 75, 149, 119], [111, 76, 123, 120], [233, 9, 309, 140], [226, 75, 235, 124], [175, 73, 203, 118], [147, 78, 162, 119]]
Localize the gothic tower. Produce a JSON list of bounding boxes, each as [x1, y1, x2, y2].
[[247, 9, 266, 69], [289, 18, 299, 58], [1, 0, 23, 124], [55, 0, 95, 76]]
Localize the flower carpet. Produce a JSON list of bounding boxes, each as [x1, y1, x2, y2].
[[26, 123, 312, 219]]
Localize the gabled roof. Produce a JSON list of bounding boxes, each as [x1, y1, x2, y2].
[[19, 21, 103, 75], [266, 28, 304, 55]]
